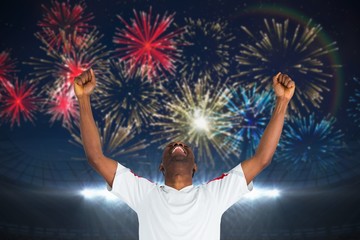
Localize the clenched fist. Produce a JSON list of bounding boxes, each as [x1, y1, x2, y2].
[[272, 72, 295, 101], [74, 68, 96, 99]]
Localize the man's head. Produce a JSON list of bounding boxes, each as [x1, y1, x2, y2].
[[159, 141, 197, 178]]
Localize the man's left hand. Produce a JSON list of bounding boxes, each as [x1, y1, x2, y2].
[[272, 72, 295, 101]]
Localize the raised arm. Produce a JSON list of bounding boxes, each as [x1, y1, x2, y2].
[[74, 69, 118, 187], [241, 72, 295, 185]]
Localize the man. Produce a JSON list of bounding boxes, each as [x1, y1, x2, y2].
[[74, 69, 295, 240]]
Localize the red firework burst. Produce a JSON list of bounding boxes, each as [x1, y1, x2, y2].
[[37, 0, 94, 51], [0, 50, 17, 83], [62, 57, 87, 87], [55, 34, 101, 87], [28, 29, 107, 89], [0, 78, 40, 127], [113, 8, 183, 80], [45, 82, 79, 128]]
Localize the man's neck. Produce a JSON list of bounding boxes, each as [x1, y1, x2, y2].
[[164, 174, 193, 190]]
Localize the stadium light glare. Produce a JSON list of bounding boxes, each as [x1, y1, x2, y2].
[[80, 188, 117, 201], [244, 188, 281, 200]]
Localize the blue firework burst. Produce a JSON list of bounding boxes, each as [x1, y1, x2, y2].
[[223, 85, 274, 161], [275, 113, 345, 179]]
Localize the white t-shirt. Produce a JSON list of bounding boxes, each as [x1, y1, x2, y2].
[[108, 163, 253, 240]]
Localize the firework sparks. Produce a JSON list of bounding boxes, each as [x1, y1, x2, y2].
[[44, 82, 79, 128], [151, 79, 235, 168], [113, 7, 183, 80], [27, 29, 109, 88], [28, 10, 109, 130], [93, 59, 164, 130], [223, 85, 275, 161], [69, 114, 149, 164], [178, 18, 235, 82], [0, 77, 40, 128], [0, 50, 17, 83], [347, 77, 360, 124], [234, 18, 340, 113], [36, 0, 94, 51], [275, 113, 345, 182]]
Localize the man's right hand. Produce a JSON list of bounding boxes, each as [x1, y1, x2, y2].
[[74, 68, 96, 99]]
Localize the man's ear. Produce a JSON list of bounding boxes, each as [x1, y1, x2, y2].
[[159, 163, 165, 174], [192, 163, 198, 177]]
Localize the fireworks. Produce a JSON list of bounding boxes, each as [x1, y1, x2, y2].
[[113, 7, 183, 80], [0, 77, 40, 128], [27, 29, 108, 129], [36, 0, 94, 51], [347, 77, 360, 124], [26, 0, 108, 129], [27, 28, 109, 132], [178, 18, 235, 82], [275, 113, 345, 181], [223, 85, 275, 161], [29, 0, 104, 89], [234, 18, 340, 113], [93, 59, 164, 130], [28, 29, 108, 87], [0, 50, 17, 83], [44, 82, 79, 128], [69, 114, 149, 164], [151, 79, 235, 168]]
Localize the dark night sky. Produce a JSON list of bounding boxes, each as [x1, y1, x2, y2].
[[1, 0, 359, 72]]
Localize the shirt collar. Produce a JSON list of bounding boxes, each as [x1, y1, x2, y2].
[[161, 184, 194, 193]]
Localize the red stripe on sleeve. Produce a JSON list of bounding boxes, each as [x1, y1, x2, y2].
[[130, 170, 154, 183], [207, 173, 229, 184]]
